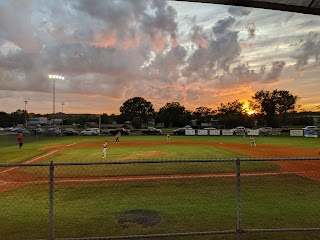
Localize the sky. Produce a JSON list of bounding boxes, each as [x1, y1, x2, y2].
[[0, 0, 320, 115]]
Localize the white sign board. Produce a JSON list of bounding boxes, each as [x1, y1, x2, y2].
[[222, 130, 234, 136], [197, 130, 208, 136], [209, 130, 221, 136], [185, 129, 196, 136], [290, 130, 303, 137], [247, 129, 260, 136]]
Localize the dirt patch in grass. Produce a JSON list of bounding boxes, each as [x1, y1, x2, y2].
[[117, 209, 162, 228]]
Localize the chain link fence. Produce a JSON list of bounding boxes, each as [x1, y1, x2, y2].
[[0, 133, 62, 147], [0, 158, 320, 240]]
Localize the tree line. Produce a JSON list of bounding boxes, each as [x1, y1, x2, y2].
[[0, 89, 317, 129]]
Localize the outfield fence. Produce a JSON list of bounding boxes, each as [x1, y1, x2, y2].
[[0, 133, 63, 147], [1, 157, 320, 240]]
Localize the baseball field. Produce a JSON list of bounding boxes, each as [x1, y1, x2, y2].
[[0, 135, 320, 240]]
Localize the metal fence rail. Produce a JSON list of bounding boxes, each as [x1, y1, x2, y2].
[[1, 157, 320, 240]]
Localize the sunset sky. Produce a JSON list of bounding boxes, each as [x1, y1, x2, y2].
[[0, 0, 320, 115]]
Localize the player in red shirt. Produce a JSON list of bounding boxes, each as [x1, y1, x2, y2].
[[17, 133, 23, 151], [250, 135, 256, 147]]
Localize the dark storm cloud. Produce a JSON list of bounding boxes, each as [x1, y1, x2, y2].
[[182, 16, 241, 80], [190, 25, 208, 48], [144, 45, 187, 82], [228, 6, 251, 17], [217, 60, 286, 86], [212, 16, 236, 35], [293, 32, 320, 70], [264, 61, 286, 83], [74, 0, 178, 51], [0, 0, 180, 98], [0, 1, 39, 51]]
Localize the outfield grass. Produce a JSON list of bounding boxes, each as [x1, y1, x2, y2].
[[0, 175, 319, 240], [1, 135, 319, 165]]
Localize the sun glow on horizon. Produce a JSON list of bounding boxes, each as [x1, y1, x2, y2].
[[243, 101, 256, 115]]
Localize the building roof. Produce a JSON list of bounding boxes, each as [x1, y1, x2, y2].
[[179, 0, 320, 15]]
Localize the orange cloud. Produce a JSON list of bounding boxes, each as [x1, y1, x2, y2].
[[240, 42, 254, 49]]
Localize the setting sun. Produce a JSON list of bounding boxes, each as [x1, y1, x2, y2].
[[247, 110, 256, 115], [243, 102, 256, 115]]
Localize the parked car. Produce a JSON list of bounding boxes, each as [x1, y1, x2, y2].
[[302, 126, 318, 131], [231, 126, 249, 135], [16, 128, 30, 134], [0, 127, 4, 131], [173, 126, 193, 135], [33, 128, 46, 135], [109, 128, 130, 135], [141, 127, 162, 135], [259, 127, 273, 135], [80, 128, 100, 135], [63, 128, 79, 136], [46, 128, 62, 136], [11, 127, 21, 132]]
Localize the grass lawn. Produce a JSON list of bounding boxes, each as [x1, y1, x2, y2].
[[1, 135, 320, 239], [19, 142, 278, 177], [0, 175, 319, 240], [0, 135, 319, 165]]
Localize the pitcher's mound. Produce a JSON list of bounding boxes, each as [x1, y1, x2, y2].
[[117, 209, 162, 228]]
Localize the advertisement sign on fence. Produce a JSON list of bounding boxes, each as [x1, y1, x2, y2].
[[247, 129, 260, 136], [197, 130, 208, 136], [209, 130, 221, 136], [185, 129, 196, 136], [290, 130, 303, 137], [222, 130, 234, 136], [304, 129, 318, 138]]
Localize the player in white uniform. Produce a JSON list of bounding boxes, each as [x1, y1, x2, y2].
[[166, 133, 170, 143], [102, 140, 108, 158]]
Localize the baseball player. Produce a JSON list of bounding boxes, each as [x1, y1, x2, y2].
[[250, 135, 256, 147], [166, 133, 170, 143], [115, 132, 120, 143], [102, 140, 108, 158], [17, 133, 23, 151]]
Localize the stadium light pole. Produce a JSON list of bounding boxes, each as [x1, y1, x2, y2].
[[24, 100, 28, 126], [48, 74, 64, 125]]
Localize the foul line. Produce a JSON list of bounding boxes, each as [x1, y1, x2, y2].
[[0, 150, 58, 174], [0, 171, 298, 185]]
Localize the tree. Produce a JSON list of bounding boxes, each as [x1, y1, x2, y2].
[[10, 109, 26, 126], [131, 116, 143, 129], [216, 100, 251, 128], [217, 100, 246, 115], [193, 106, 214, 124], [158, 102, 191, 127], [249, 89, 299, 127], [0, 111, 9, 127], [119, 97, 154, 125], [100, 113, 109, 124]]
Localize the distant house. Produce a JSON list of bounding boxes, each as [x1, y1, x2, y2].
[[101, 121, 133, 129], [48, 118, 63, 125], [28, 117, 48, 125]]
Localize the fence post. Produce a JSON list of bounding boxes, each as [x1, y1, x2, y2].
[[49, 161, 55, 240], [236, 158, 242, 240]]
